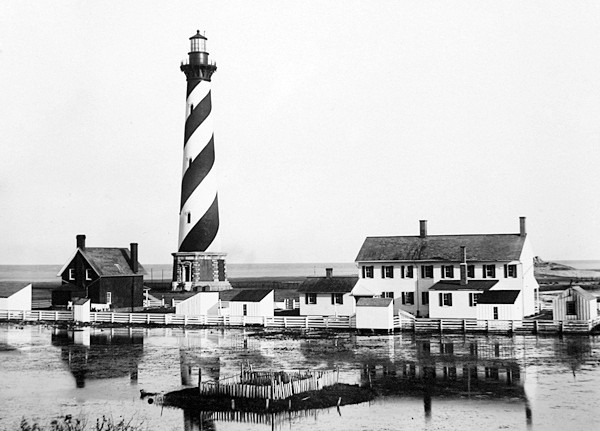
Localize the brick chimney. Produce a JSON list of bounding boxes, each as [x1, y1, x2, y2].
[[419, 220, 428, 238], [519, 216, 526, 237], [459, 246, 468, 286], [326, 268, 333, 279], [76, 234, 86, 250], [130, 243, 138, 273]]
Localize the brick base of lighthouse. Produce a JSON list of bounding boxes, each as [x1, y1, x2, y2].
[[171, 252, 232, 292]]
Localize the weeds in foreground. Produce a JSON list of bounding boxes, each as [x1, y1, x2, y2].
[[16, 415, 145, 431]]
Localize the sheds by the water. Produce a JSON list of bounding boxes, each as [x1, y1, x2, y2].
[[355, 297, 394, 330], [73, 298, 91, 323], [553, 286, 598, 321], [175, 292, 220, 316], [229, 289, 274, 317]]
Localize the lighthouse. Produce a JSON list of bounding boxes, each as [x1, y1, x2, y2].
[[171, 31, 231, 291]]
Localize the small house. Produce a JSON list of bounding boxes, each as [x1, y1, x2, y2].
[[54, 235, 146, 312], [175, 291, 220, 316], [228, 289, 274, 317], [297, 268, 357, 316], [0, 282, 32, 311], [476, 290, 523, 321], [355, 297, 394, 330], [553, 286, 598, 321]]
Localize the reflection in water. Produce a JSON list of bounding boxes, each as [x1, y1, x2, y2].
[[52, 327, 144, 388]]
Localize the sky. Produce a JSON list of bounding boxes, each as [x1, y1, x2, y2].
[[1, 1, 599, 264]]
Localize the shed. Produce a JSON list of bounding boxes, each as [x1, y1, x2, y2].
[[229, 289, 274, 317], [476, 290, 522, 321], [0, 283, 32, 311], [553, 286, 598, 321], [175, 292, 219, 316], [355, 297, 394, 330], [73, 298, 91, 323]]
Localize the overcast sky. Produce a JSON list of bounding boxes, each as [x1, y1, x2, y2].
[[1, 1, 599, 264]]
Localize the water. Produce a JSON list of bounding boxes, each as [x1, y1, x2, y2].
[[1, 325, 599, 430], [0, 263, 359, 283]]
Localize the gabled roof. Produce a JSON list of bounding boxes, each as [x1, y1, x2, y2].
[[429, 280, 498, 291], [350, 280, 377, 297], [477, 290, 521, 304], [356, 234, 525, 263], [297, 276, 358, 294], [58, 248, 146, 277], [558, 286, 597, 301], [356, 297, 393, 307], [230, 289, 273, 302], [0, 282, 30, 298]]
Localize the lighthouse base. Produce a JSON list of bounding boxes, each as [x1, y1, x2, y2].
[[171, 251, 232, 292]]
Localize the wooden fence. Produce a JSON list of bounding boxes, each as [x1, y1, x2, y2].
[[199, 369, 339, 400], [1, 309, 599, 334]]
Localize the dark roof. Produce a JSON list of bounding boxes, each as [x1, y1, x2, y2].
[[297, 276, 358, 294], [477, 290, 521, 304], [355, 234, 525, 262], [356, 297, 393, 307], [230, 289, 273, 302], [80, 248, 145, 277], [429, 280, 498, 291], [0, 282, 30, 298], [73, 298, 90, 305]]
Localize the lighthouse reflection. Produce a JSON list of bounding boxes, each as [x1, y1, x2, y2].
[[51, 327, 143, 388]]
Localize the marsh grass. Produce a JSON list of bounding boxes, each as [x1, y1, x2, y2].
[[16, 415, 145, 431]]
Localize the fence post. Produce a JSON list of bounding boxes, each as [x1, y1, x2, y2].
[[111, 313, 115, 323], [38, 310, 42, 321], [305, 316, 309, 329], [184, 315, 188, 326], [55, 311, 59, 321], [463, 319, 466, 333], [129, 313, 133, 323], [533, 320, 538, 334], [284, 317, 287, 328], [439, 320, 443, 333], [263, 315, 267, 327]]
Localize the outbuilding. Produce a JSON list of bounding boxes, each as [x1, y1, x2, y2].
[[175, 291, 220, 316], [229, 289, 274, 318], [0, 282, 32, 311], [476, 290, 523, 321], [73, 298, 91, 323], [553, 286, 598, 321], [355, 297, 394, 330]]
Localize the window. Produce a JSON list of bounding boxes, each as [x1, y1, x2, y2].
[[305, 293, 317, 304], [504, 264, 517, 278], [331, 293, 344, 304], [106, 292, 112, 304], [441, 265, 454, 278], [406, 265, 414, 278], [439, 292, 453, 306], [188, 158, 193, 168], [421, 291, 429, 305], [566, 300, 576, 315], [187, 212, 191, 224], [382, 291, 394, 299], [362, 266, 374, 278], [382, 265, 394, 278], [85, 269, 92, 281], [421, 265, 433, 278], [469, 292, 481, 307], [243, 304, 247, 316], [483, 264, 496, 278], [68, 268, 74, 281], [493, 306, 499, 320], [467, 265, 475, 278], [401, 292, 414, 305]]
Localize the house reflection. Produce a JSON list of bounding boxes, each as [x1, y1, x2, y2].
[[51, 327, 144, 388]]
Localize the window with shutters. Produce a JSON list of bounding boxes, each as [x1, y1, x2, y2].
[[441, 265, 454, 278], [469, 292, 481, 307], [439, 292, 453, 306], [305, 293, 317, 304], [331, 293, 343, 304], [406, 265, 414, 278], [243, 304, 247, 316], [421, 291, 429, 305], [382, 291, 394, 299], [467, 265, 475, 278], [362, 266, 374, 278], [382, 265, 394, 278], [401, 292, 414, 305], [504, 264, 517, 278], [483, 264, 496, 278], [421, 265, 434, 278]]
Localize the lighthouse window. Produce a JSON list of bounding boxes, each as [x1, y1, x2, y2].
[[188, 158, 193, 168], [187, 212, 191, 223], [190, 104, 194, 114]]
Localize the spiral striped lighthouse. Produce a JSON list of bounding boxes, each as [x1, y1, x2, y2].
[[172, 31, 231, 291]]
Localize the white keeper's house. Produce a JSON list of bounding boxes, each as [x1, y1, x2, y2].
[[352, 217, 539, 320]]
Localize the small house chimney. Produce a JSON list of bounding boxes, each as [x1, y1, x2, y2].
[[325, 268, 333, 279], [459, 246, 468, 286], [419, 220, 428, 238], [76, 234, 86, 250], [519, 216, 526, 237], [130, 243, 138, 274]]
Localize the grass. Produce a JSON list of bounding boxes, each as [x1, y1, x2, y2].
[[12, 415, 145, 431]]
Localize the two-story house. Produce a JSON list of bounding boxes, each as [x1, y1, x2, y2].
[[54, 235, 146, 312], [352, 218, 539, 319]]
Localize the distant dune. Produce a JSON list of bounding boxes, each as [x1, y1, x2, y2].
[[534, 257, 600, 282]]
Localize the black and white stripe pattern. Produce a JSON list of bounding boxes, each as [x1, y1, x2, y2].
[[178, 78, 220, 252]]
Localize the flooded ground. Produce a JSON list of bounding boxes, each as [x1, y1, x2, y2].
[[1, 324, 599, 430]]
